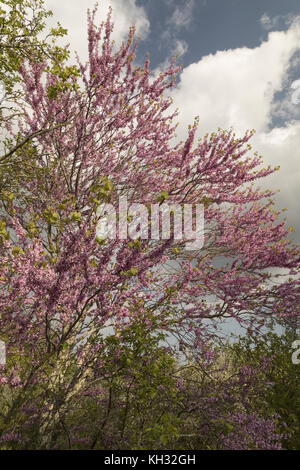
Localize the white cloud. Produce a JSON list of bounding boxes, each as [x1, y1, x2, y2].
[[45, 0, 149, 61], [260, 12, 298, 30], [260, 13, 275, 30], [173, 39, 188, 58], [253, 123, 300, 233], [167, 19, 300, 236], [168, 0, 195, 29], [171, 22, 300, 137]]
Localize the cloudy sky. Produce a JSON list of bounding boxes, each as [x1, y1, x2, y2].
[[45, 0, 300, 243]]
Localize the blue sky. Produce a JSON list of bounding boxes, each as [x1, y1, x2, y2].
[[134, 0, 300, 69], [46, 0, 300, 245]]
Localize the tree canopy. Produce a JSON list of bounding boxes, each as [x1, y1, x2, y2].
[[0, 3, 299, 450]]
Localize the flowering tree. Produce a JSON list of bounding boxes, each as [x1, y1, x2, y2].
[[0, 5, 299, 449], [0, 0, 69, 95], [0, 0, 79, 208], [228, 325, 300, 450]]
